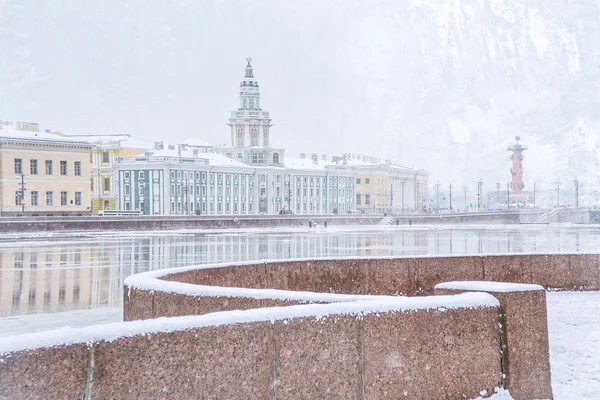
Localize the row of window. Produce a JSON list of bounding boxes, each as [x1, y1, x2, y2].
[[15, 191, 82, 206], [356, 193, 371, 206], [356, 178, 371, 185], [14, 159, 82, 176]]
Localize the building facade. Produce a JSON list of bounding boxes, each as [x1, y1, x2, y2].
[[56, 134, 149, 215], [334, 154, 429, 214], [0, 122, 93, 216]]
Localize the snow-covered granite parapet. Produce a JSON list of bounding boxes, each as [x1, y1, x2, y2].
[[0, 292, 498, 355], [435, 281, 544, 293]]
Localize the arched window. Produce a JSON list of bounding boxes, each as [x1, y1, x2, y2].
[[258, 152, 264, 164], [243, 99, 247, 109], [249, 98, 254, 109], [263, 126, 269, 147], [273, 153, 279, 164], [237, 128, 244, 147], [251, 128, 258, 146]]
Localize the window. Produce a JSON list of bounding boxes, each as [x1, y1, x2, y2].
[[260, 174, 266, 183], [31, 191, 38, 206], [125, 202, 131, 210], [252, 152, 258, 164], [60, 191, 67, 206], [74, 161, 81, 176], [365, 194, 371, 205], [249, 98, 254, 109], [30, 159, 38, 175], [258, 152, 264, 164], [125, 184, 130, 195], [272, 153, 279, 164], [260, 187, 266, 196], [104, 177, 110, 192], [139, 171, 144, 179], [139, 184, 144, 196], [238, 153, 243, 160], [58, 160, 66, 175], [102, 152, 109, 164], [365, 178, 370, 184], [170, 171, 175, 179], [14, 158, 22, 174], [75, 192, 81, 206], [46, 191, 53, 206], [15, 191, 22, 206], [251, 128, 258, 146], [356, 178, 361, 184], [276, 187, 281, 197], [124, 171, 130, 180], [356, 193, 361, 205]]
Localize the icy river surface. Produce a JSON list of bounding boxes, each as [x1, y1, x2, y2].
[[1, 223, 600, 318]]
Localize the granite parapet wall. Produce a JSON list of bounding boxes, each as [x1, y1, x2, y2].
[[131, 254, 599, 321], [1, 295, 502, 400]]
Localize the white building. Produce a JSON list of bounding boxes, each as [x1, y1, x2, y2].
[[114, 58, 355, 216]]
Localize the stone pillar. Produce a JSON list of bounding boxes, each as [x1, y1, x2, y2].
[[434, 281, 553, 400]]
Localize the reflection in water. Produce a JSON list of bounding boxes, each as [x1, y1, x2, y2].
[[1, 226, 600, 317]]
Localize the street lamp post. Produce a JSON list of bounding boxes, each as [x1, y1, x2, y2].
[[18, 172, 26, 216], [463, 185, 468, 211]]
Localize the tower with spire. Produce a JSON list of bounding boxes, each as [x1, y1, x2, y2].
[[217, 57, 284, 167]]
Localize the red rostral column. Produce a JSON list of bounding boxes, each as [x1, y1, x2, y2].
[[508, 136, 527, 194]]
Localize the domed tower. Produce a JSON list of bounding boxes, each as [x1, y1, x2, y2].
[[217, 57, 284, 167]]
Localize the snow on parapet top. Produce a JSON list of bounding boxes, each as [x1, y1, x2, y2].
[[0, 293, 498, 355], [435, 281, 544, 293]]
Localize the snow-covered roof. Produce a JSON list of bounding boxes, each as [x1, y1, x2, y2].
[[0, 125, 91, 146], [147, 146, 248, 167], [284, 157, 326, 170], [180, 138, 214, 148], [62, 134, 152, 150]]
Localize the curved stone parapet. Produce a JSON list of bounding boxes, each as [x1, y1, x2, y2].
[[123, 253, 599, 321], [3, 253, 591, 399]]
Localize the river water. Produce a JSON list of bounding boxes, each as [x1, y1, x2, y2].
[[1, 224, 600, 319]]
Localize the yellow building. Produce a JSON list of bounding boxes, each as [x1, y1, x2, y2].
[[0, 121, 93, 216], [335, 154, 429, 214], [56, 134, 149, 215]]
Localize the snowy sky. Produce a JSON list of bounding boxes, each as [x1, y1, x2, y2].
[[1, 0, 598, 191]]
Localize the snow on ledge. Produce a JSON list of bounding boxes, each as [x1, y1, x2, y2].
[[435, 281, 544, 293], [0, 293, 498, 355]]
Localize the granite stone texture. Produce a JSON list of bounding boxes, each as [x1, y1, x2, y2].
[[153, 291, 200, 318], [563, 254, 599, 290], [482, 255, 534, 285], [416, 256, 485, 295], [312, 259, 368, 294], [0, 345, 89, 400], [123, 287, 154, 321], [198, 295, 264, 314], [273, 315, 362, 399], [362, 306, 502, 399], [91, 322, 274, 400], [435, 283, 553, 400], [368, 257, 417, 296]]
